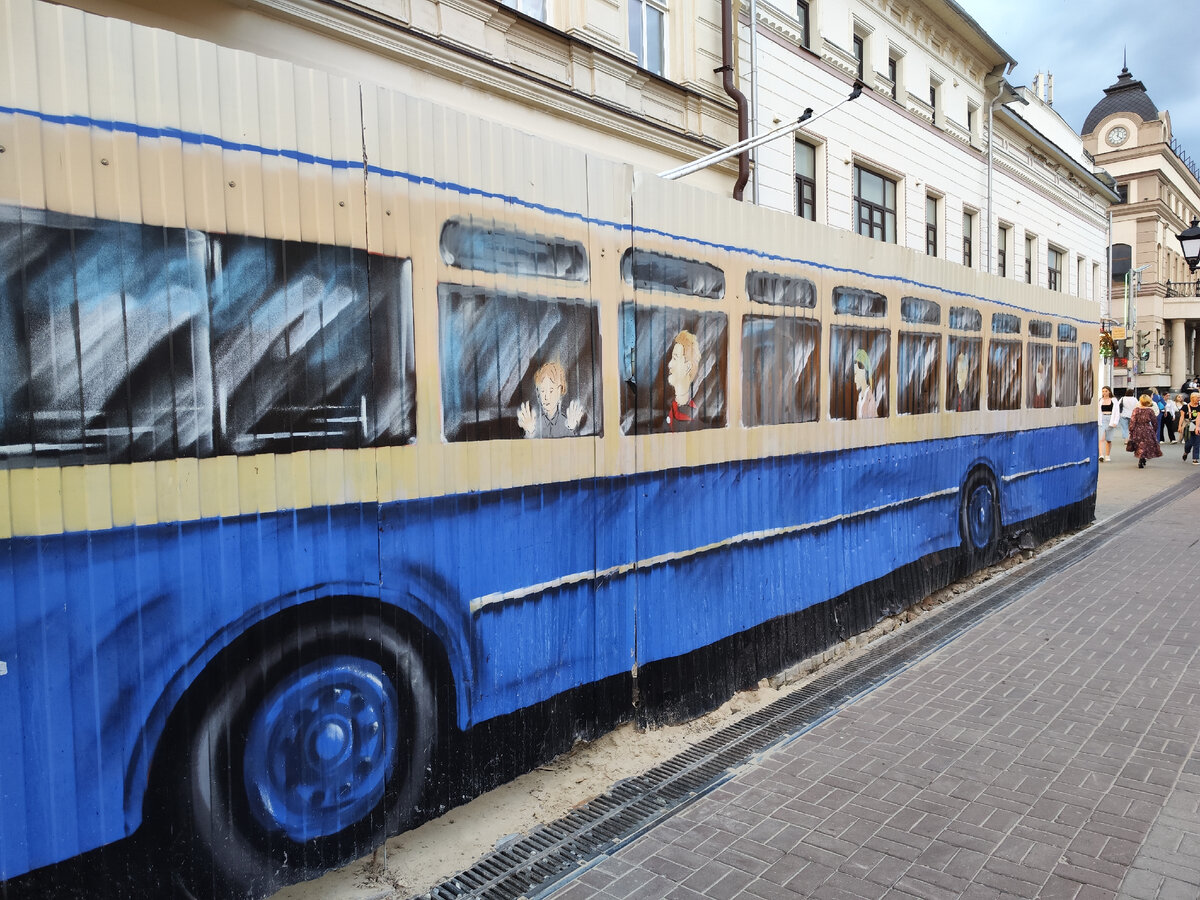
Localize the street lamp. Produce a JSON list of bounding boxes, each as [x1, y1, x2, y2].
[[1178, 217, 1200, 272]]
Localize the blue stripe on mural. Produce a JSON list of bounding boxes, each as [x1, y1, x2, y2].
[[0, 104, 1099, 326]]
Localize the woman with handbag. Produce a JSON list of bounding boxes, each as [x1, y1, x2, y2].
[[1128, 395, 1162, 469]]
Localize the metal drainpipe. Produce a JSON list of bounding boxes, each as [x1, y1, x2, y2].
[[985, 74, 1005, 275], [720, 0, 750, 201], [748, 0, 759, 204]]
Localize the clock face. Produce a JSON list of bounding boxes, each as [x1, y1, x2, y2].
[[1107, 126, 1129, 146]]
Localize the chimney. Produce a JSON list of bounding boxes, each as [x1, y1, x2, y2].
[[1047, 72, 1054, 106]]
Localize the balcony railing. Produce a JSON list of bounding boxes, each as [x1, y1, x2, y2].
[[1165, 280, 1200, 298], [1171, 138, 1200, 184]]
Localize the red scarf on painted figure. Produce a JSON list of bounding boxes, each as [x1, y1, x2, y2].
[[668, 399, 697, 431]]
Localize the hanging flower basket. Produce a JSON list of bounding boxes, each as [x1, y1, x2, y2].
[[1099, 331, 1115, 359]]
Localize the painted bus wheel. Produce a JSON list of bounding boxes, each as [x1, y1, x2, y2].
[[179, 615, 435, 893], [959, 469, 1000, 561], [243, 655, 400, 842]]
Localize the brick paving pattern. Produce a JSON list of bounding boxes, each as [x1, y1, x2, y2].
[[547, 487, 1200, 899]]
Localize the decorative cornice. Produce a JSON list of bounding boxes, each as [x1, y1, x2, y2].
[[906, 91, 934, 125], [992, 154, 1109, 228], [822, 37, 859, 78]]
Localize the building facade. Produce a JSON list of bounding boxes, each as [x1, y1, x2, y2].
[[743, 1, 1115, 301], [1082, 66, 1200, 392]]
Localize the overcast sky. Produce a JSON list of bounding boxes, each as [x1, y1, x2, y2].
[[956, 0, 1200, 173]]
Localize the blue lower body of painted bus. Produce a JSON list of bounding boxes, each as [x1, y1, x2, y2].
[[0, 423, 1094, 882]]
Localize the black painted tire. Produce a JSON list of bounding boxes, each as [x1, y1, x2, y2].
[[177, 614, 435, 896], [959, 467, 1001, 564]]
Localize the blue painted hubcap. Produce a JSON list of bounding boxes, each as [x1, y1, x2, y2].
[[967, 484, 995, 550], [244, 655, 399, 842]]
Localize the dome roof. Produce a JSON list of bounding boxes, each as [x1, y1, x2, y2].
[[1082, 66, 1159, 136]]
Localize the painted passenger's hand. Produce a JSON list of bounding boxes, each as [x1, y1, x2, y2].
[[517, 401, 535, 437], [566, 399, 584, 431]]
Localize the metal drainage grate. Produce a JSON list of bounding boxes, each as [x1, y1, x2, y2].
[[421, 480, 1193, 900]]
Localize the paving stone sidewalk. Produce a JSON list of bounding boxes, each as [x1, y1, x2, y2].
[[547, 486, 1200, 900]]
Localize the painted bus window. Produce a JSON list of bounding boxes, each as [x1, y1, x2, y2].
[[438, 286, 601, 441], [0, 208, 417, 466], [897, 332, 940, 415], [830, 326, 889, 420], [741, 315, 820, 426], [1028, 342, 1053, 408], [618, 302, 727, 433], [900, 296, 941, 325], [746, 270, 816, 307], [949, 306, 982, 331], [1058, 323, 1078, 343], [988, 341, 1023, 410], [1080, 343, 1095, 405], [212, 236, 416, 455], [992, 312, 1021, 335], [0, 209, 211, 466], [1028, 319, 1052, 339], [621, 248, 725, 300], [439, 218, 589, 282], [1055, 345, 1079, 407], [832, 286, 887, 317], [946, 336, 982, 412]]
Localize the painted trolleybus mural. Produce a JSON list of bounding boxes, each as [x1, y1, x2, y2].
[[0, 1, 1097, 895]]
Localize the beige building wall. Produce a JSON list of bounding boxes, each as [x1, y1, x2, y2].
[[1085, 93, 1200, 390]]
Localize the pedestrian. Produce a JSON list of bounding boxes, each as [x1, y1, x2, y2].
[[1098, 386, 1118, 462], [1163, 393, 1180, 444], [1152, 391, 1165, 441], [1116, 389, 1138, 441], [1182, 393, 1200, 465], [1127, 394, 1162, 469]]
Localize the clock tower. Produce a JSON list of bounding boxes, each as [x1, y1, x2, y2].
[[1081, 64, 1200, 393]]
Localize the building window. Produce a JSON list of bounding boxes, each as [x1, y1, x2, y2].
[[1116, 183, 1128, 204], [796, 0, 809, 48], [1077, 256, 1085, 297], [1025, 234, 1035, 284], [795, 140, 816, 221], [929, 77, 940, 123], [854, 165, 896, 243], [1048, 246, 1063, 291], [853, 34, 864, 80], [888, 55, 897, 100], [1111, 242, 1132, 278], [629, 0, 665, 76], [962, 210, 973, 268], [967, 103, 979, 144], [925, 195, 938, 256], [997, 225, 1009, 277], [501, 0, 546, 19]]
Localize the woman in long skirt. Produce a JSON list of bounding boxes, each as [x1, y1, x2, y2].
[[1128, 395, 1163, 469]]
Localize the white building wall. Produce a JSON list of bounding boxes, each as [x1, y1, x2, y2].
[[739, 0, 1111, 309]]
